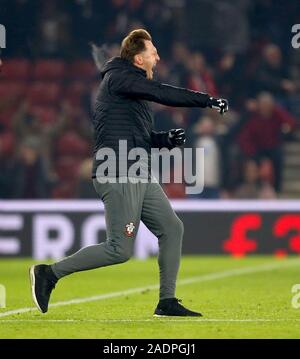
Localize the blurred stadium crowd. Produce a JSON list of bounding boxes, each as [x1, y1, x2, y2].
[[0, 0, 299, 199]]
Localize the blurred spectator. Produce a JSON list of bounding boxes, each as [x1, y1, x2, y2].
[[13, 102, 42, 139], [142, 0, 173, 56], [0, 131, 16, 198], [234, 160, 276, 199], [10, 137, 51, 198], [169, 42, 190, 87], [35, 1, 72, 58], [213, 0, 250, 54], [2, 0, 38, 57], [238, 92, 297, 192], [186, 53, 218, 96], [77, 158, 97, 199], [254, 44, 297, 99], [193, 116, 221, 198], [216, 53, 245, 108]]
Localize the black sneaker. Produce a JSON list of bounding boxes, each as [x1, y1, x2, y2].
[[153, 298, 202, 317], [29, 264, 57, 313]]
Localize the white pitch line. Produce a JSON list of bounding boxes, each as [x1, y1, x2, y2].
[[0, 259, 299, 319]]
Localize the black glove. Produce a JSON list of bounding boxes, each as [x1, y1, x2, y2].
[[168, 128, 186, 147], [207, 97, 229, 115]]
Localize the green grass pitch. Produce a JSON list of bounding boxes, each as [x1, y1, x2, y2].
[[0, 256, 300, 338]]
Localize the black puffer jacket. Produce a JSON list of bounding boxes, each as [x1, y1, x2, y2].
[[92, 56, 210, 178]]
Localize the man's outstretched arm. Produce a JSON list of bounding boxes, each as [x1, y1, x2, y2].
[[111, 73, 228, 112]]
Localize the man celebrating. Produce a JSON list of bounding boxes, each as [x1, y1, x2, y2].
[[30, 29, 228, 317]]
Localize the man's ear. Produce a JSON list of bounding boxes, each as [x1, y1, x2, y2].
[[134, 53, 143, 66]]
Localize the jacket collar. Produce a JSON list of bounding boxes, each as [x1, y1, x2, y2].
[[101, 56, 147, 78]]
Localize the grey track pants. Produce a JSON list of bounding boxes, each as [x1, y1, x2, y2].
[[51, 178, 184, 300]]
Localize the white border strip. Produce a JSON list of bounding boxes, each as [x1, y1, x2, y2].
[[1, 200, 300, 212], [1, 318, 300, 323], [0, 259, 299, 319]]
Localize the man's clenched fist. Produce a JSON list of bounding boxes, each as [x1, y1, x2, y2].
[[168, 128, 186, 146], [207, 97, 229, 115]]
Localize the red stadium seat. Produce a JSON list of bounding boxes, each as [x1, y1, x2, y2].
[[0, 81, 26, 102], [29, 105, 58, 125], [56, 131, 90, 157], [0, 81, 25, 127], [0, 108, 18, 129], [163, 183, 186, 198], [51, 180, 78, 199], [68, 60, 98, 80], [1, 59, 31, 81], [65, 81, 87, 106], [0, 131, 15, 156], [65, 104, 88, 123], [55, 156, 80, 180], [33, 60, 66, 81], [27, 82, 62, 106]]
